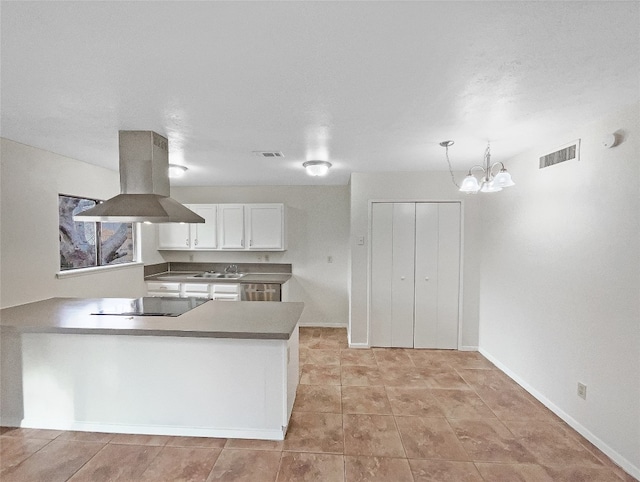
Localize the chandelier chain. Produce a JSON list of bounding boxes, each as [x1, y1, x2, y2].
[[444, 144, 460, 188]]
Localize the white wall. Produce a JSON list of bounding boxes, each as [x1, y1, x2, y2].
[[0, 139, 147, 308], [152, 185, 350, 327], [349, 171, 482, 349], [478, 102, 640, 476]]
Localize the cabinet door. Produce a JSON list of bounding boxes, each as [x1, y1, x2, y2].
[[158, 222, 190, 249], [218, 205, 245, 249], [246, 204, 284, 250], [190, 205, 218, 249]]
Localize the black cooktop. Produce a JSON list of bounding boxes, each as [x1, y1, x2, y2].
[[92, 297, 209, 317]]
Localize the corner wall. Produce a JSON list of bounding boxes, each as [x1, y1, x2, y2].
[[0, 139, 146, 308], [349, 171, 482, 349], [477, 103, 640, 476], [153, 185, 350, 327]]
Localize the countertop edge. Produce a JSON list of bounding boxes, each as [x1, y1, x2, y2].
[[0, 326, 292, 340], [0, 298, 304, 341], [144, 272, 292, 283]]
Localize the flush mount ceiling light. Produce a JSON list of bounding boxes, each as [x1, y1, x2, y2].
[[440, 140, 514, 194], [168, 164, 188, 178], [303, 160, 332, 176]]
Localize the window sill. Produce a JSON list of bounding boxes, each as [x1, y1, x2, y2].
[[56, 262, 144, 279]]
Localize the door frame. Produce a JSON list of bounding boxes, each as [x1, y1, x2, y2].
[[366, 199, 465, 350]]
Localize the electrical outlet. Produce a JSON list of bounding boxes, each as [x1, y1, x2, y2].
[[257, 255, 262, 261], [328, 256, 333, 263], [189, 254, 194, 262], [264, 254, 270, 262], [577, 382, 587, 400]]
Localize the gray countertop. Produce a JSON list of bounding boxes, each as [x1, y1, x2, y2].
[[145, 272, 292, 284], [0, 298, 304, 340]]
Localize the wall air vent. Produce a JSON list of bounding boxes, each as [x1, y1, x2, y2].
[[539, 139, 580, 169], [253, 151, 284, 158]]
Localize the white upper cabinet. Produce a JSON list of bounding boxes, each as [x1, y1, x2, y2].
[[218, 204, 246, 249], [190, 205, 217, 249], [158, 204, 217, 250], [158, 221, 191, 249], [246, 204, 285, 250], [157, 203, 286, 251]]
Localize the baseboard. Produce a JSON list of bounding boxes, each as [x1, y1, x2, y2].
[[479, 348, 640, 480], [2, 418, 286, 441], [345, 343, 479, 351], [458, 345, 478, 352], [298, 323, 347, 329], [348, 342, 370, 349]]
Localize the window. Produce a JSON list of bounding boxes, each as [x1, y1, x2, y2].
[[58, 194, 135, 271]]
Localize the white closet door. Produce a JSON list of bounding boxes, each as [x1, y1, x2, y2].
[[390, 203, 416, 347], [436, 202, 461, 348], [414, 203, 439, 348], [370, 203, 416, 348], [414, 203, 460, 349], [370, 203, 393, 347], [371, 202, 459, 350]]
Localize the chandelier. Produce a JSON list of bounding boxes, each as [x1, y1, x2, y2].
[[440, 140, 515, 193]]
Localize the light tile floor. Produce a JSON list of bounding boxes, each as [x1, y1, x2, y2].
[[0, 327, 636, 481]]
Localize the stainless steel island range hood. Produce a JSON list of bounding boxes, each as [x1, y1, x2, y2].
[[75, 131, 204, 224]]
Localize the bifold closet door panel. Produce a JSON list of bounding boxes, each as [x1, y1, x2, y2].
[[414, 203, 439, 348], [390, 203, 416, 348], [370, 203, 394, 347], [414, 202, 460, 349], [436, 202, 461, 349]]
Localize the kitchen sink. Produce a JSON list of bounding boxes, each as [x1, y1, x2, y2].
[[191, 272, 245, 279]]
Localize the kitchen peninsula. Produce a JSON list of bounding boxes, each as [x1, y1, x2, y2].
[[0, 297, 303, 440]]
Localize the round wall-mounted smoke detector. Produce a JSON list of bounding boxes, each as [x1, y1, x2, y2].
[[602, 134, 618, 148]]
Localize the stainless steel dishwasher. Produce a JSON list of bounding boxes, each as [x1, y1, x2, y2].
[[241, 283, 281, 301]]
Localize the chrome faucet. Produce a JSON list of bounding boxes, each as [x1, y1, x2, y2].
[[225, 264, 239, 274]]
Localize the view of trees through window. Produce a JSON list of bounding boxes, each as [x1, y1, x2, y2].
[[58, 194, 135, 270]]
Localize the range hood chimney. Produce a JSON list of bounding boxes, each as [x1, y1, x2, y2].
[[75, 131, 204, 223]]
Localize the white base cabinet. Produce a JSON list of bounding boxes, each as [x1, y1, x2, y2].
[[148, 282, 240, 301], [370, 202, 461, 349], [1, 328, 299, 440]]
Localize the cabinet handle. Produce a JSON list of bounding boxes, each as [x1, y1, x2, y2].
[[185, 239, 189, 246], [401, 276, 406, 280], [425, 277, 430, 281], [250, 239, 253, 247], [195, 239, 198, 246]]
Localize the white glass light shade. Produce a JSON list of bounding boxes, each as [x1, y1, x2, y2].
[[168, 164, 188, 178], [459, 175, 481, 193], [303, 160, 332, 176], [480, 180, 502, 192], [492, 170, 515, 187]]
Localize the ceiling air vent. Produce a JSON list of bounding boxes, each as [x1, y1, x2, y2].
[[539, 139, 580, 169], [253, 151, 284, 158]]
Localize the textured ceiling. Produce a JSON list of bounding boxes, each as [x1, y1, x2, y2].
[[1, 1, 639, 186]]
